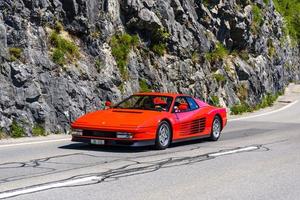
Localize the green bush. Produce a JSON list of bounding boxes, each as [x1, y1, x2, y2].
[[49, 31, 79, 66], [231, 102, 252, 115], [251, 5, 263, 34], [110, 33, 139, 79], [11, 120, 25, 138], [54, 21, 63, 33], [273, 0, 300, 44], [150, 28, 170, 56], [95, 59, 103, 72], [191, 51, 200, 64], [231, 91, 283, 115], [9, 47, 22, 61], [209, 96, 220, 107], [139, 79, 151, 92], [151, 43, 166, 56], [205, 43, 229, 62], [267, 39, 275, 57], [213, 73, 227, 85], [32, 124, 46, 136]]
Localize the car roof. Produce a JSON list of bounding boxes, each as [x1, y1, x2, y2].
[[134, 92, 191, 98]]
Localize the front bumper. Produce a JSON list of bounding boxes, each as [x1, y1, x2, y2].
[[72, 135, 155, 147]]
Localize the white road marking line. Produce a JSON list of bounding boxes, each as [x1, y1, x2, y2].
[[0, 138, 70, 148], [228, 100, 299, 122], [208, 146, 259, 157], [0, 176, 102, 199]]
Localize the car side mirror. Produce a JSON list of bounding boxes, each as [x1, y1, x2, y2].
[[105, 101, 112, 108]]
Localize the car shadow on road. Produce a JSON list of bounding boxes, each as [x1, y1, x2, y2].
[[59, 138, 210, 153]]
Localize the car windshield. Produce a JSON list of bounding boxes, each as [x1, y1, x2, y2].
[[114, 95, 173, 112]]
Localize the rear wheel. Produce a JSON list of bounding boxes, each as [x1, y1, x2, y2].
[[154, 121, 171, 150], [209, 116, 222, 141]]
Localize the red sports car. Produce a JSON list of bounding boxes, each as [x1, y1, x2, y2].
[[71, 93, 227, 150]]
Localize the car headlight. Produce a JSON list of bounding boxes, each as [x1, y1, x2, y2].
[[72, 129, 83, 136], [116, 132, 133, 139]]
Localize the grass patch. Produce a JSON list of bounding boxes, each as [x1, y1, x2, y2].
[[95, 59, 103, 72], [209, 96, 220, 107], [139, 79, 152, 92], [273, 0, 300, 44], [205, 43, 229, 62], [191, 51, 200, 64], [9, 47, 22, 61], [49, 31, 79, 66], [267, 39, 275, 57], [110, 33, 139, 79], [10, 120, 25, 138], [251, 4, 263, 34], [54, 21, 63, 33], [32, 124, 47, 136], [150, 28, 170, 56], [213, 73, 227, 85]]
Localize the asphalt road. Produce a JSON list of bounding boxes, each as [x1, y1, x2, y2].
[[1, 84, 300, 200]]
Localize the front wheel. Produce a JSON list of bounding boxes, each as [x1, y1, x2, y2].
[[154, 121, 171, 150], [209, 116, 222, 141]]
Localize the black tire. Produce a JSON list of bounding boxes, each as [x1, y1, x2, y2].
[[209, 116, 222, 141], [154, 121, 172, 150]]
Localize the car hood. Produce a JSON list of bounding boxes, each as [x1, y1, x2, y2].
[[71, 109, 164, 130]]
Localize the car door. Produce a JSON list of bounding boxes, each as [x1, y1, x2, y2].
[[173, 97, 207, 138]]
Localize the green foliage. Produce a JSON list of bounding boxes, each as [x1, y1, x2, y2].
[[231, 102, 252, 115], [273, 0, 300, 44], [251, 4, 263, 34], [231, 92, 283, 115], [151, 43, 166, 56], [52, 49, 65, 65], [213, 73, 227, 85], [32, 124, 46, 136], [205, 43, 229, 62], [9, 47, 22, 61], [263, 0, 269, 5], [10, 120, 25, 138], [49, 31, 79, 66], [267, 39, 275, 57], [139, 79, 152, 92], [95, 59, 103, 72], [191, 51, 200, 64], [110, 33, 139, 79], [209, 96, 220, 107], [54, 21, 63, 33], [150, 28, 170, 56]]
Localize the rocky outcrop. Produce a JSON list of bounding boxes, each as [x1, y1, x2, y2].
[[0, 0, 299, 135]]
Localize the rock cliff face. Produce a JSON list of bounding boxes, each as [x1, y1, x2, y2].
[[0, 0, 299, 135]]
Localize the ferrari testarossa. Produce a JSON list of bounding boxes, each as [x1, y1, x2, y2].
[[71, 93, 227, 150]]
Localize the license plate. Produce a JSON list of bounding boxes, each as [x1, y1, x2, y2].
[[91, 139, 105, 145]]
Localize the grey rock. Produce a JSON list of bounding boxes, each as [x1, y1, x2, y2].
[[0, 21, 8, 60]]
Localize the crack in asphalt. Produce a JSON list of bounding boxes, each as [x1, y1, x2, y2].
[[0, 153, 124, 184], [0, 144, 268, 199]]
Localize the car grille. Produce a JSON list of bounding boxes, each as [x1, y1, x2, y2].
[[82, 130, 117, 138]]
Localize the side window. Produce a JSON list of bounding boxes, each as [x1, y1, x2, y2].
[[186, 97, 199, 110], [173, 97, 190, 112]]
